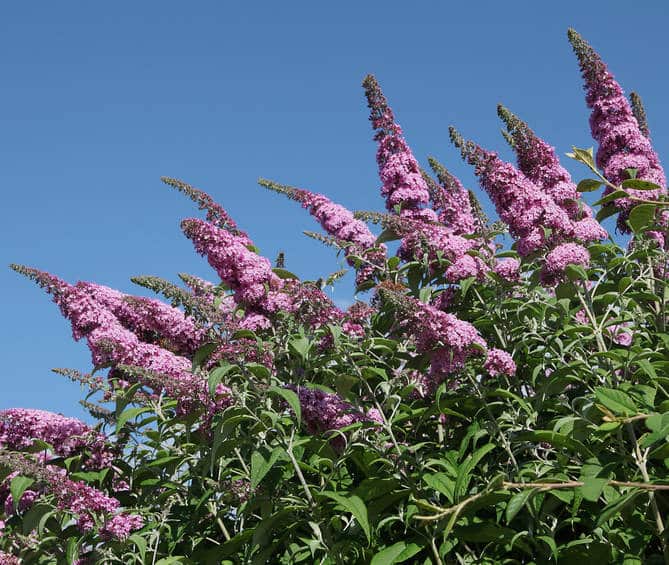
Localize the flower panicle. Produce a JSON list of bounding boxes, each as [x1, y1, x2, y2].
[[425, 157, 479, 235], [303, 231, 345, 249], [162, 176, 248, 239], [362, 74, 399, 139], [629, 92, 650, 139], [79, 400, 115, 423], [568, 29, 666, 232], [10, 264, 70, 296], [257, 178, 308, 203], [52, 367, 108, 393]]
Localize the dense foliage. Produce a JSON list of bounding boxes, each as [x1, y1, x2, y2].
[[2, 29, 669, 564]]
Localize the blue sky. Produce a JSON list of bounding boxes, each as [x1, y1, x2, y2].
[[2, 2, 668, 419]]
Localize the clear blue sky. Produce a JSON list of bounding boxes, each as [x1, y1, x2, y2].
[[3, 2, 668, 419]]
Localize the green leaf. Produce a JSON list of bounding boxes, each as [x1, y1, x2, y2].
[[376, 228, 400, 244], [272, 267, 299, 280], [10, 476, 34, 511], [515, 431, 592, 457], [250, 447, 285, 488], [565, 264, 588, 282], [569, 147, 596, 168], [245, 362, 271, 380], [627, 204, 656, 233], [621, 179, 661, 191], [130, 534, 147, 562], [321, 492, 371, 543], [505, 489, 537, 523], [116, 406, 151, 434], [66, 537, 78, 563], [371, 542, 422, 564], [595, 490, 644, 527], [289, 335, 310, 361], [580, 477, 608, 502], [594, 387, 637, 417], [593, 189, 629, 206], [208, 363, 234, 395], [21, 503, 53, 535], [423, 473, 454, 502], [577, 179, 602, 193], [268, 386, 301, 424], [192, 342, 218, 370], [596, 204, 619, 222]]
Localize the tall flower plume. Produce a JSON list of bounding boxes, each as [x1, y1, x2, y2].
[[449, 127, 576, 257], [0, 409, 113, 470], [362, 75, 435, 221], [425, 157, 479, 236], [497, 105, 606, 244], [11, 265, 231, 417], [568, 29, 666, 231], [181, 218, 292, 314], [182, 218, 345, 328], [77, 282, 207, 356], [258, 179, 387, 284]]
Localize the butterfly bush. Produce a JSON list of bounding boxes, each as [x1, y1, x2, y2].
[[258, 179, 387, 285], [4, 28, 669, 564], [364, 76, 490, 280], [77, 282, 207, 356], [0, 409, 112, 469], [568, 29, 667, 232], [497, 105, 607, 244], [0, 453, 142, 540]]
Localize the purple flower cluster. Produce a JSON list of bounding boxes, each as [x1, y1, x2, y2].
[[404, 298, 487, 395], [484, 349, 516, 377], [78, 282, 207, 356], [498, 105, 606, 244], [427, 159, 479, 236], [568, 29, 666, 231], [0, 409, 113, 469], [290, 386, 382, 449], [450, 130, 576, 257], [363, 75, 434, 220], [99, 513, 145, 541], [182, 218, 292, 314], [258, 180, 386, 285], [0, 454, 142, 541], [541, 243, 591, 285], [494, 258, 521, 283], [0, 551, 19, 565], [15, 266, 231, 418]]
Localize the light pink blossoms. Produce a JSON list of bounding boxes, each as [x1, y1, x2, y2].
[[0, 409, 113, 469], [541, 242, 591, 285], [498, 105, 606, 245], [494, 258, 521, 283], [363, 75, 434, 220], [12, 266, 231, 418], [77, 282, 207, 356], [181, 218, 292, 315], [568, 29, 666, 232], [258, 179, 387, 285], [450, 128, 575, 257], [484, 349, 516, 377]]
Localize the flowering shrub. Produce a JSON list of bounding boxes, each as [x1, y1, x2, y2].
[[3, 29, 669, 564]]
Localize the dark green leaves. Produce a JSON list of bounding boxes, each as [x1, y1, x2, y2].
[[627, 204, 656, 233], [10, 476, 34, 512], [321, 492, 371, 543], [577, 179, 602, 193]]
